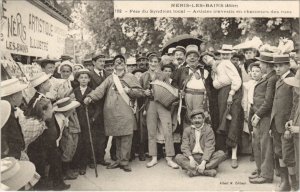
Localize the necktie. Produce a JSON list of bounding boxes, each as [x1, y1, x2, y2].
[[99, 71, 103, 78]]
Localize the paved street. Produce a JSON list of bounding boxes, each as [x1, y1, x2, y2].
[[67, 139, 280, 191]]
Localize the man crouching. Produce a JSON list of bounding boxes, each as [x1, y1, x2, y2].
[[175, 109, 226, 177]]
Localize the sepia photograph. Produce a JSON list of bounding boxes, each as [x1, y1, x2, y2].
[[0, 0, 299, 191]]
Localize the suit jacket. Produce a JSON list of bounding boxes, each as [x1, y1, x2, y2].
[[253, 70, 278, 118], [181, 123, 215, 161], [139, 70, 169, 90], [271, 72, 295, 133], [1, 108, 25, 159], [89, 69, 109, 127]]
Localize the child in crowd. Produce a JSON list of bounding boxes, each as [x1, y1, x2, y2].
[[72, 69, 94, 175]]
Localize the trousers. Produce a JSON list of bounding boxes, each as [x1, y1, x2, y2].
[[185, 93, 205, 118], [147, 101, 175, 157], [115, 134, 133, 166], [175, 150, 226, 171], [252, 116, 274, 179]]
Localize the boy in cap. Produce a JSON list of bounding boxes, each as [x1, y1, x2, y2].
[[270, 54, 296, 191], [248, 53, 277, 184], [72, 69, 94, 175], [175, 109, 226, 177], [1, 78, 28, 159]]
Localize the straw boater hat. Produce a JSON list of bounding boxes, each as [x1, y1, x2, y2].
[[29, 72, 51, 88], [272, 54, 290, 64], [190, 108, 205, 119], [167, 47, 176, 55], [284, 69, 300, 88], [73, 64, 84, 69], [53, 97, 80, 112], [185, 45, 200, 57], [1, 157, 38, 191], [173, 46, 186, 54], [58, 60, 74, 74], [126, 57, 137, 65], [92, 53, 105, 62], [75, 68, 91, 79], [0, 100, 11, 129], [218, 44, 235, 54], [255, 52, 274, 63], [0, 78, 28, 97]]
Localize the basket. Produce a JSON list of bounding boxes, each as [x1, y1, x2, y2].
[[151, 80, 179, 108]]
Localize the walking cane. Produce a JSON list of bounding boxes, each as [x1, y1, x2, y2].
[[85, 106, 98, 177]]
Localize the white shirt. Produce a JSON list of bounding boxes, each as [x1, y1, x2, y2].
[[80, 86, 87, 95], [186, 69, 205, 90], [94, 68, 104, 77], [213, 60, 242, 93], [192, 124, 205, 154]]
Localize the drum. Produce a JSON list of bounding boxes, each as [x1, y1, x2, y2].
[[151, 80, 179, 108]]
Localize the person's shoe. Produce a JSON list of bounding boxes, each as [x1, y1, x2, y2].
[[97, 160, 110, 166], [231, 159, 238, 169], [249, 176, 273, 184], [167, 159, 179, 169], [249, 170, 260, 179], [89, 163, 95, 169], [53, 182, 71, 191], [186, 170, 199, 177], [79, 168, 86, 175], [106, 162, 120, 169], [63, 170, 78, 180], [120, 165, 132, 172], [139, 154, 146, 161], [202, 169, 217, 177], [278, 167, 291, 191], [146, 160, 158, 168], [290, 174, 299, 191]]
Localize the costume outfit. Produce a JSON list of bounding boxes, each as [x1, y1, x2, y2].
[[88, 72, 144, 166], [140, 71, 175, 157], [212, 59, 243, 151]]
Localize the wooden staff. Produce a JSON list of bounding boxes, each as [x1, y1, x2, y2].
[[85, 106, 98, 177]]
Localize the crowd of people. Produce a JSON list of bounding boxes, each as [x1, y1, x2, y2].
[[1, 39, 300, 191]]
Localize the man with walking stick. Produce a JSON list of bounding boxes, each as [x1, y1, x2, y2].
[[84, 56, 144, 172]]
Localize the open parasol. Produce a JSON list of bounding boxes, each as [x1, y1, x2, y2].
[[161, 34, 204, 55]]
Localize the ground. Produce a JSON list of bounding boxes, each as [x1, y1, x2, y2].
[[66, 139, 280, 191]]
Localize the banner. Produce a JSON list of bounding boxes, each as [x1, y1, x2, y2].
[[1, 0, 68, 58]]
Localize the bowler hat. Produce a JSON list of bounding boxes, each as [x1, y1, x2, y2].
[[189, 109, 205, 119]]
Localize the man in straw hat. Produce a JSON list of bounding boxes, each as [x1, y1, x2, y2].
[[212, 44, 242, 169], [1, 78, 28, 160], [270, 54, 297, 191], [284, 68, 300, 191], [248, 52, 278, 184], [84, 55, 144, 172], [139, 52, 179, 169], [175, 109, 226, 177]]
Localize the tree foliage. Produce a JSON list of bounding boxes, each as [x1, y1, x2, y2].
[[67, 0, 299, 61]]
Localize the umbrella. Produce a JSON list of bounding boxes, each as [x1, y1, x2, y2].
[[161, 34, 204, 55]]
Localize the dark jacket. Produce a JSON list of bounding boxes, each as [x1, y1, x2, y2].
[[1, 107, 25, 159], [139, 70, 169, 90], [253, 70, 278, 118], [271, 72, 295, 133], [181, 123, 215, 161]]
